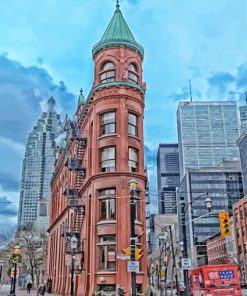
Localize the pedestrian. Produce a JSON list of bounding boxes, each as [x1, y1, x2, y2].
[[47, 278, 52, 293], [38, 282, 46, 296], [27, 282, 32, 294], [117, 285, 126, 296]]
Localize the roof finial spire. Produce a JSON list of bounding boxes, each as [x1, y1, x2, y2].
[[80, 88, 83, 95], [116, 0, 120, 10]]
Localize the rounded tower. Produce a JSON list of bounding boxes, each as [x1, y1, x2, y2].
[[76, 2, 148, 295]]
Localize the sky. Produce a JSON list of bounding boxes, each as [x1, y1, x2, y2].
[[0, 0, 246, 230]]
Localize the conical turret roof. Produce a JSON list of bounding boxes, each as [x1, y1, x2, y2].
[[92, 2, 144, 58], [78, 88, 85, 107]]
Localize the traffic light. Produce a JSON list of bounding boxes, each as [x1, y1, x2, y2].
[[219, 211, 231, 236]]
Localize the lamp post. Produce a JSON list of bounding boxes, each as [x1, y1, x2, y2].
[[0, 260, 3, 285], [129, 178, 137, 296], [9, 245, 21, 296], [180, 193, 211, 296], [70, 235, 78, 296]]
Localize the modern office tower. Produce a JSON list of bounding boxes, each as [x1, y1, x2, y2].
[[17, 97, 61, 228], [157, 144, 180, 214], [177, 101, 240, 179], [47, 3, 148, 295], [177, 160, 243, 267], [240, 98, 247, 132], [237, 129, 247, 195]]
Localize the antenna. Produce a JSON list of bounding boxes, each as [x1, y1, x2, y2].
[[245, 91, 247, 105], [189, 79, 193, 102]]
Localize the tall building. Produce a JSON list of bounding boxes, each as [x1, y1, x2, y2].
[[177, 160, 243, 266], [157, 144, 180, 214], [177, 101, 240, 179], [237, 129, 247, 196], [240, 98, 247, 132], [48, 3, 148, 295], [17, 97, 61, 228]]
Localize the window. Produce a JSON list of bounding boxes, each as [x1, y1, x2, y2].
[[100, 62, 116, 83], [128, 63, 138, 83], [100, 147, 115, 172], [99, 189, 116, 220], [100, 112, 115, 135], [129, 147, 138, 172], [98, 235, 116, 271], [128, 113, 138, 136], [39, 203, 47, 217]]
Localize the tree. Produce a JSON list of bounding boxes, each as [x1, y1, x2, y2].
[[17, 224, 48, 287]]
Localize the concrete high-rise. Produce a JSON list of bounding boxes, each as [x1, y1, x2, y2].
[[157, 144, 180, 214], [17, 97, 61, 228], [177, 101, 240, 179]]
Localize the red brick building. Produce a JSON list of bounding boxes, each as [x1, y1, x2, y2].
[[47, 3, 148, 295], [233, 196, 247, 281], [206, 233, 229, 265]]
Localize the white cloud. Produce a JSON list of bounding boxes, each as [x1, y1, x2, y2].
[[0, 136, 25, 155]]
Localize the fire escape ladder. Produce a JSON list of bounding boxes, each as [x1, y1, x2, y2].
[[73, 207, 85, 234]]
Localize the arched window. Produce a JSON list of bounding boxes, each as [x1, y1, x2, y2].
[[100, 62, 116, 83], [128, 63, 138, 83]]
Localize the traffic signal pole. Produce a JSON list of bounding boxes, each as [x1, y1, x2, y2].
[[130, 186, 136, 296], [181, 201, 190, 296]]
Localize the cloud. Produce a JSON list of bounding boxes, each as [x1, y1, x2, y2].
[[0, 55, 76, 144], [208, 71, 236, 92], [0, 171, 19, 191], [0, 196, 18, 217], [207, 61, 247, 101]]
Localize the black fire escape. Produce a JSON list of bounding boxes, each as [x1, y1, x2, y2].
[[61, 119, 87, 272]]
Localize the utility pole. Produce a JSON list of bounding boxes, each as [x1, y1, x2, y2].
[[169, 225, 179, 296], [181, 201, 190, 296], [129, 178, 137, 296]]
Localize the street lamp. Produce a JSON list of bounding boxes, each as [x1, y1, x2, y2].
[[70, 235, 78, 296], [0, 260, 3, 288], [205, 197, 212, 212], [129, 178, 137, 296], [9, 244, 21, 296]]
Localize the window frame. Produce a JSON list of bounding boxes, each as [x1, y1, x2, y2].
[[128, 63, 139, 84], [100, 62, 116, 84], [128, 112, 138, 137], [99, 188, 116, 221], [100, 146, 116, 172], [98, 235, 116, 271], [100, 111, 116, 136], [128, 147, 139, 172]]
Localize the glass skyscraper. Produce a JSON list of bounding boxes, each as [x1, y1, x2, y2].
[[157, 144, 180, 214], [240, 101, 247, 132], [237, 129, 247, 196], [17, 97, 61, 228], [177, 161, 243, 266], [177, 101, 240, 179]]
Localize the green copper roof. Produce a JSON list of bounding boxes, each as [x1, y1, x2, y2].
[[78, 88, 86, 106], [92, 3, 144, 58]]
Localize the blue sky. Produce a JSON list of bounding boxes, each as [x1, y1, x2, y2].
[[0, 0, 247, 230]]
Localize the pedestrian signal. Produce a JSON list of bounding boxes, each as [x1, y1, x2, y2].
[[219, 211, 231, 236]]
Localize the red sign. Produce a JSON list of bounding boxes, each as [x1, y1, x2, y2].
[[108, 251, 115, 262], [11, 268, 19, 278]]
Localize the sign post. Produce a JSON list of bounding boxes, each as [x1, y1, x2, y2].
[[127, 261, 140, 273]]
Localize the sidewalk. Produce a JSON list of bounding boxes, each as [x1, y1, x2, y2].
[[0, 285, 59, 296]]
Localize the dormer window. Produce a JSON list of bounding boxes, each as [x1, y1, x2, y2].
[[100, 62, 116, 83], [128, 63, 138, 83]]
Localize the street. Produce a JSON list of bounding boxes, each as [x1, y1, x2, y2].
[[0, 285, 59, 296]]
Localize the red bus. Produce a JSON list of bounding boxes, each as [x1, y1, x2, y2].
[[190, 264, 242, 296]]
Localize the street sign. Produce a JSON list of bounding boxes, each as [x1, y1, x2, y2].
[[117, 254, 130, 260], [11, 268, 19, 278], [122, 247, 143, 260], [127, 261, 140, 272], [181, 258, 191, 269]]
